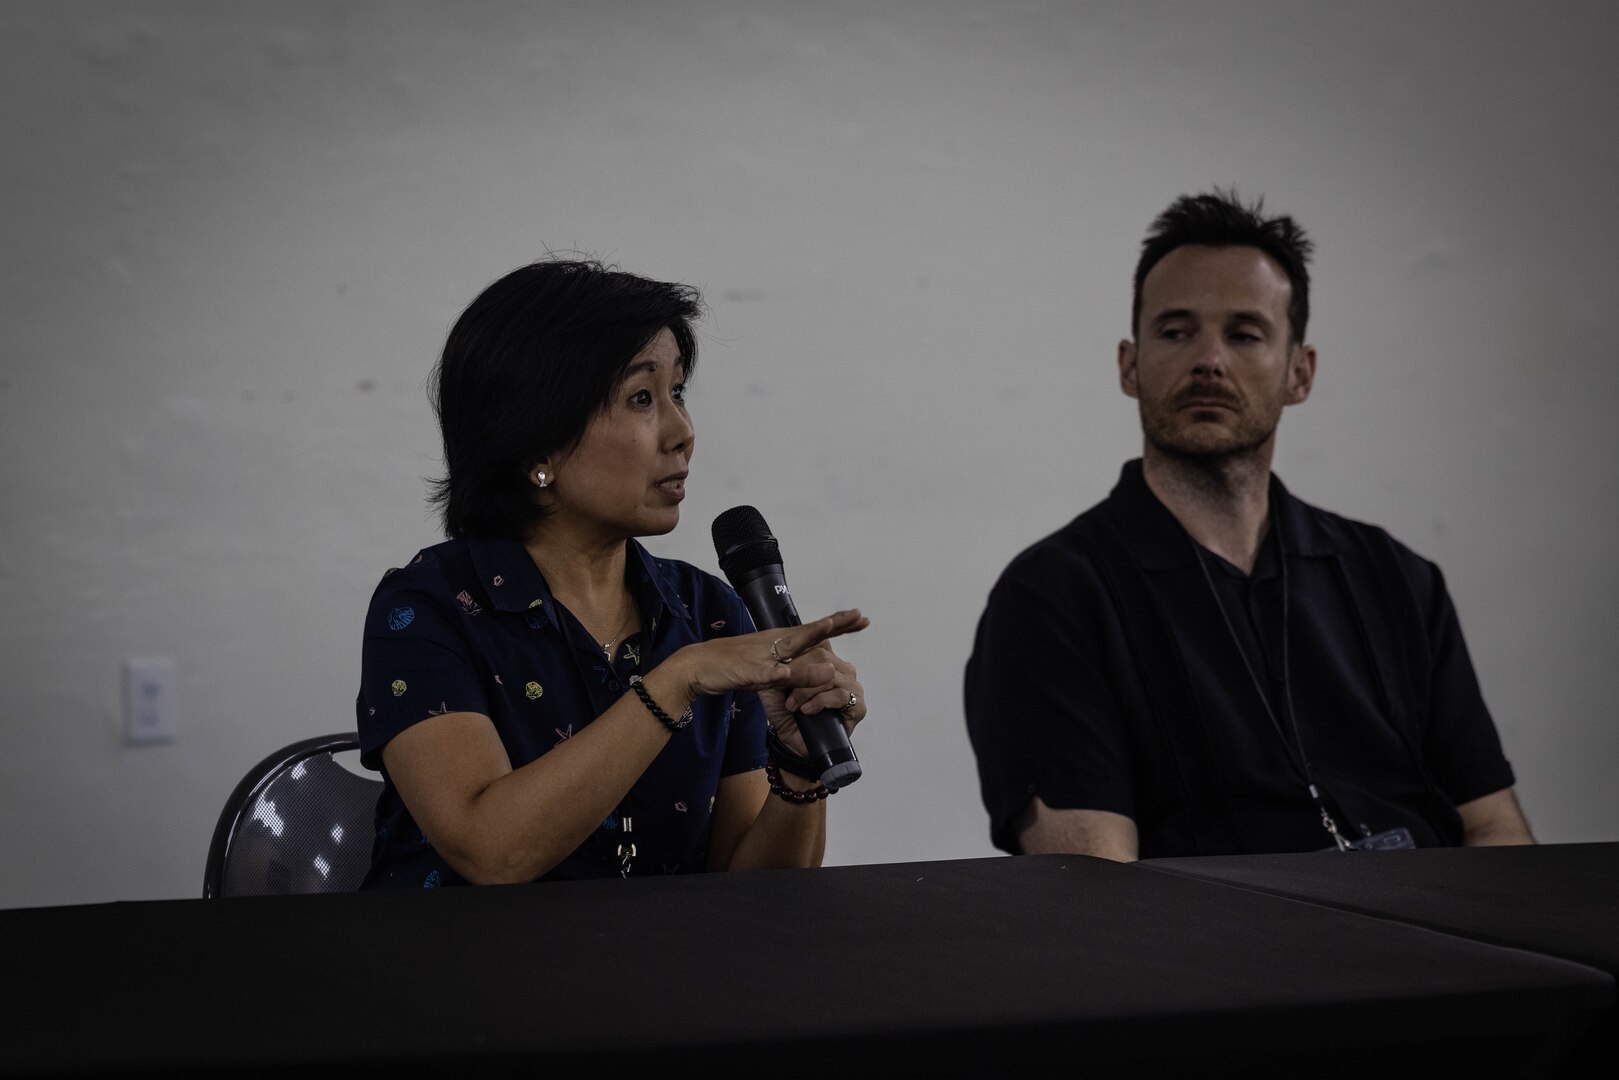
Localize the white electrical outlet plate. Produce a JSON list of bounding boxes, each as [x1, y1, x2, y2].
[[123, 657, 178, 745]]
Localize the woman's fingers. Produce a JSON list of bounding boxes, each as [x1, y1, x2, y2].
[[775, 658, 838, 688], [773, 609, 868, 660], [764, 615, 864, 718], [788, 683, 862, 718], [682, 609, 866, 699]]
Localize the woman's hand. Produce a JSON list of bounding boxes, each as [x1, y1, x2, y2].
[[766, 635, 867, 755], [661, 609, 869, 762], [700, 610, 869, 873], [663, 608, 867, 718]]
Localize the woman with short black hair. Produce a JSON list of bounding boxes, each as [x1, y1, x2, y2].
[[357, 260, 868, 887]]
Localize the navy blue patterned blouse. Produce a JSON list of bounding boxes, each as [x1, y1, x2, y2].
[[356, 536, 767, 887]]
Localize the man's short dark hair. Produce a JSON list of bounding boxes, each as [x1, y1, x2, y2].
[[1131, 189, 1314, 344], [429, 259, 703, 539]]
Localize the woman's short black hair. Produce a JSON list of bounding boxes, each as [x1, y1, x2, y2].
[[429, 259, 703, 539], [1131, 189, 1314, 344]]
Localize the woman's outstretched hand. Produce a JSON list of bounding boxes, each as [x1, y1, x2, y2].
[[664, 609, 869, 757]]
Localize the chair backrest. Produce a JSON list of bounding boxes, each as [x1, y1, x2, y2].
[[203, 733, 382, 898]]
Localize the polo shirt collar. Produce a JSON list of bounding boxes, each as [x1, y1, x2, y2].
[[466, 536, 693, 627], [1108, 458, 1337, 570], [625, 540, 693, 624]]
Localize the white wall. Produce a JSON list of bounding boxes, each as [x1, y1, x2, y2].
[[2, 0, 1615, 909]]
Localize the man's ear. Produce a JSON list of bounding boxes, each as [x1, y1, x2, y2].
[[1287, 344, 1317, 405], [1118, 339, 1140, 400]]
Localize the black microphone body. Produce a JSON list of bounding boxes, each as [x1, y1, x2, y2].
[[713, 507, 862, 789]]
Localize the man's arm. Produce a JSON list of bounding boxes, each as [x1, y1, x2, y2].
[[1399, 552, 1533, 849], [1014, 795, 1139, 862], [966, 544, 1143, 859], [1456, 786, 1534, 847]]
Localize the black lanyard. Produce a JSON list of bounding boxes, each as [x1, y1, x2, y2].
[[607, 637, 647, 878], [552, 596, 655, 879], [1189, 514, 1356, 851]]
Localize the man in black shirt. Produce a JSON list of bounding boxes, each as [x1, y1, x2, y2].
[[964, 191, 1534, 860]]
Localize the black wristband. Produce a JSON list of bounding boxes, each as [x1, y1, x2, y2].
[[627, 675, 691, 731], [765, 726, 824, 782]]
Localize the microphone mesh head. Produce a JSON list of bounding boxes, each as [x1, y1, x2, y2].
[[712, 505, 783, 579]]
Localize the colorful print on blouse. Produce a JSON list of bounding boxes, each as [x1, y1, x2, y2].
[[355, 536, 767, 889]]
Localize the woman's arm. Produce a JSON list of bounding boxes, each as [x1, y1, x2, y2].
[[709, 768, 824, 871], [707, 642, 867, 872], [381, 660, 692, 885], [384, 611, 865, 884]]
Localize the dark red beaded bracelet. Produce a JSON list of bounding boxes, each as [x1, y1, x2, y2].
[[765, 761, 834, 804]]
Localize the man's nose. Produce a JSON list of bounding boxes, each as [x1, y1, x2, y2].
[[1190, 333, 1228, 378]]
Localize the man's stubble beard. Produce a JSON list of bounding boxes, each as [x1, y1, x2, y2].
[[1138, 396, 1281, 470]]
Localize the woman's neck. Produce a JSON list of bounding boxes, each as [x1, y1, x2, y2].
[[522, 520, 634, 629]]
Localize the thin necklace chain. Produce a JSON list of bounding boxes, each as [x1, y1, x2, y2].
[[599, 606, 638, 658]]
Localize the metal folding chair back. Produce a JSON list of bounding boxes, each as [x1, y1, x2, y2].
[[203, 734, 381, 898]]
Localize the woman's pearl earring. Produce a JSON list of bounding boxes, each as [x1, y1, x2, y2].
[[535, 469, 549, 489]]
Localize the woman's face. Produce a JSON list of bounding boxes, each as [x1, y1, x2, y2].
[[543, 327, 694, 541]]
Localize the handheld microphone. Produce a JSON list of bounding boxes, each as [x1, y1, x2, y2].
[[712, 506, 862, 789]]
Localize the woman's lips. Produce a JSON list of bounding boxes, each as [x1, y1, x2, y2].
[[654, 473, 687, 501]]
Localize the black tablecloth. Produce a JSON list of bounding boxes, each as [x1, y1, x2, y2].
[[1141, 842, 1619, 969], [1141, 841, 1619, 1072], [4, 854, 1611, 1077]]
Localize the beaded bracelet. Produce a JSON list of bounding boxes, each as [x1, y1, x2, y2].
[[764, 726, 823, 781], [627, 675, 692, 731], [765, 761, 834, 804]]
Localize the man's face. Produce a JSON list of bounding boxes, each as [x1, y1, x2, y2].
[[1119, 244, 1314, 462]]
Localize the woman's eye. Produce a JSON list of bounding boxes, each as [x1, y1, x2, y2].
[[629, 389, 652, 407], [672, 383, 687, 403]]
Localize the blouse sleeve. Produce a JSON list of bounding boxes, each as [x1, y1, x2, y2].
[[357, 570, 491, 771]]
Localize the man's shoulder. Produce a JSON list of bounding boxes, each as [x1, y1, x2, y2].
[[1281, 488, 1448, 614], [1284, 489, 1438, 572], [992, 497, 1118, 597]]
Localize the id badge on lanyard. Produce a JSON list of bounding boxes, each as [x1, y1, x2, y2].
[[1344, 827, 1416, 851]]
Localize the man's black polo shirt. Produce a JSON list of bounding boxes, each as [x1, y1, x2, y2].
[[964, 460, 1515, 858]]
